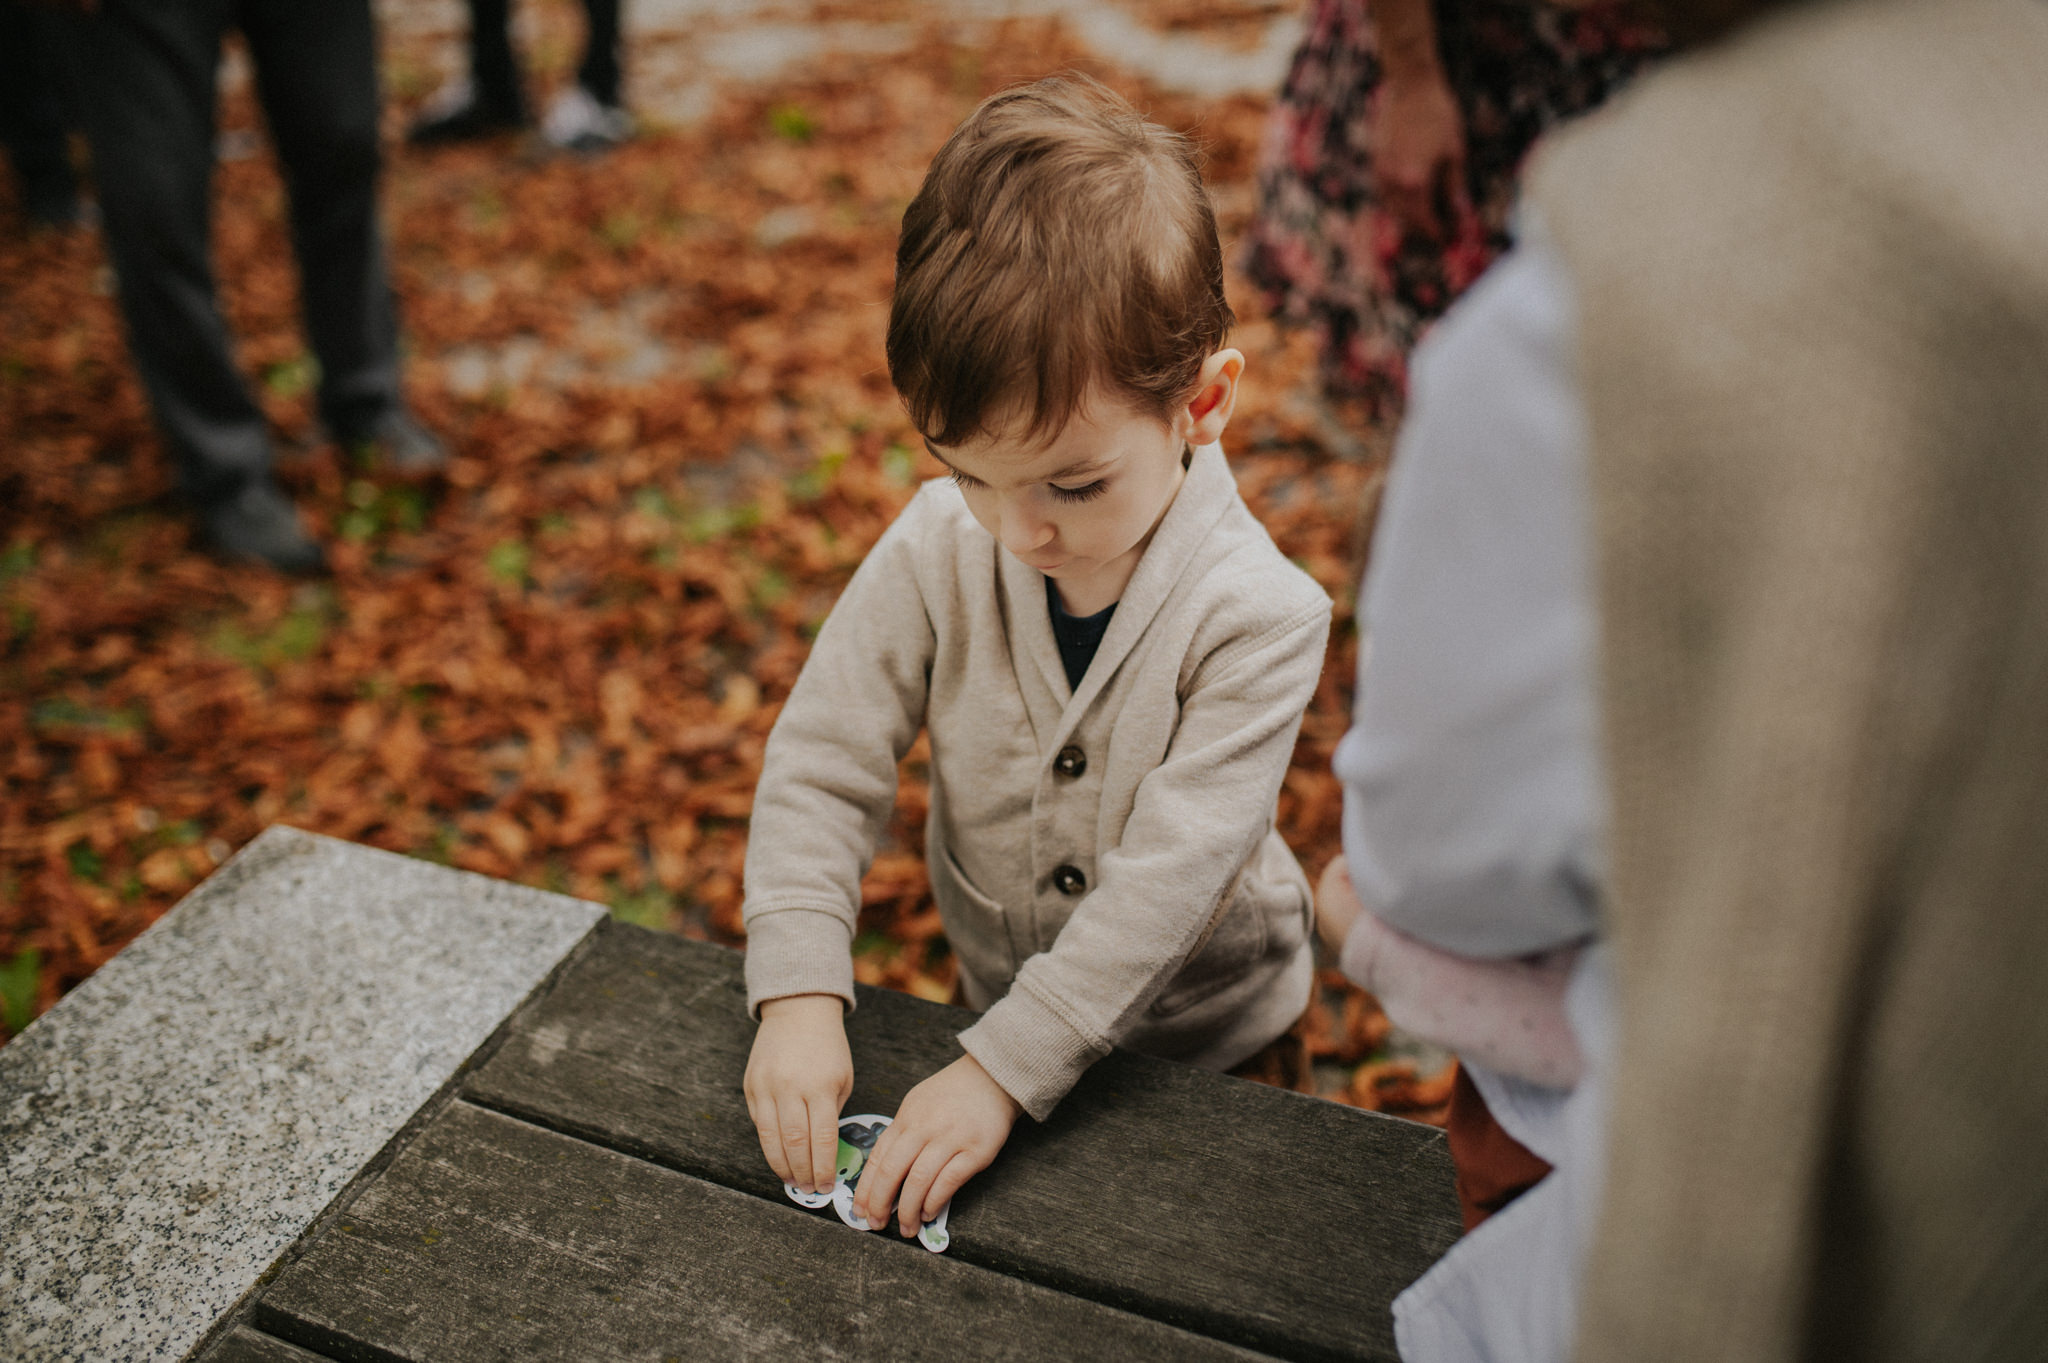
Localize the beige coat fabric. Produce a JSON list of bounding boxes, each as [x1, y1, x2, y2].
[[742, 442, 1329, 1120], [1528, 0, 2048, 1358]]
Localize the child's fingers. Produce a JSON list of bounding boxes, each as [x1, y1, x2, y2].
[[919, 1151, 981, 1228], [865, 1120, 918, 1224], [856, 1124, 915, 1227], [894, 1142, 956, 1237], [751, 1096, 795, 1187], [855, 1120, 894, 1213], [773, 1101, 818, 1192], [806, 1094, 839, 1196]]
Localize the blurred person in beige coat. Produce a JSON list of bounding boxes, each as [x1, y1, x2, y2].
[[738, 77, 1331, 1242], [1300, 0, 2048, 1357], [1536, 0, 2048, 1357]]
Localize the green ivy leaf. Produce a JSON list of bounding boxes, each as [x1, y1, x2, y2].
[[767, 104, 817, 142], [486, 539, 531, 584], [66, 840, 104, 882], [0, 948, 41, 1036]]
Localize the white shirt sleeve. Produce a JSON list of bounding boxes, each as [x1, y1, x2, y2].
[[1335, 217, 1604, 959]]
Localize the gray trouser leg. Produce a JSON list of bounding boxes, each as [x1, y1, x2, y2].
[[238, 0, 400, 440], [69, 0, 268, 504], [68, 0, 401, 504], [0, 0, 79, 205]]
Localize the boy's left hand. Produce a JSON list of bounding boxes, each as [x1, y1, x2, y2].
[[853, 1053, 1022, 1237]]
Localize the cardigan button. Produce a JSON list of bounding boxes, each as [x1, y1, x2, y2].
[[1051, 864, 1087, 896], [1053, 746, 1087, 779]]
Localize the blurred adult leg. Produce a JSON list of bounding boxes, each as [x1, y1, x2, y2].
[[0, 0, 82, 227], [542, 0, 630, 153], [237, 0, 402, 444], [408, 0, 525, 143], [66, 0, 272, 506], [468, 0, 527, 117], [577, 0, 622, 108], [63, 0, 323, 570]]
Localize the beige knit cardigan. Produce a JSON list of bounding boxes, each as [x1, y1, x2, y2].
[[1528, 0, 2048, 1357], [742, 443, 1330, 1120]]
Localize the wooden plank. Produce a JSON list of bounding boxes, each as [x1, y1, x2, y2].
[[463, 923, 1461, 1363], [251, 1099, 1274, 1363], [190, 1325, 333, 1363]]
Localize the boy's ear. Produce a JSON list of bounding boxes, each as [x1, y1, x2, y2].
[[1182, 349, 1245, 448]]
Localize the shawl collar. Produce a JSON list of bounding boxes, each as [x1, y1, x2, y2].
[[998, 442, 1238, 753]]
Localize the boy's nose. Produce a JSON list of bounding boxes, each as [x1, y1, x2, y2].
[[999, 502, 1056, 555]]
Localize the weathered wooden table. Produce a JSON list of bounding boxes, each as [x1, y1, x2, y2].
[[2, 828, 1459, 1362]]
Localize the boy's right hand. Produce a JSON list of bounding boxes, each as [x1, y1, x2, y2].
[[744, 993, 853, 1194]]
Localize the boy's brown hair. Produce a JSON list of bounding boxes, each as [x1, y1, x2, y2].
[[887, 75, 1234, 449]]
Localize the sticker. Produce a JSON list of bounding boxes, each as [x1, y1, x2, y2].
[[779, 1112, 955, 1253], [830, 1115, 889, 1229], [916, 1200, 950, 1254], [831, 1176, 874, 1230], [782, 1181, 832, 1209]]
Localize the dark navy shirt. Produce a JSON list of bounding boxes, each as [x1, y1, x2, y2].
[[1046, 576, 1116, 692]]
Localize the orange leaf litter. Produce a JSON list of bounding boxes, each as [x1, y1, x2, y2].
[[0, 0, 1443, 1122]]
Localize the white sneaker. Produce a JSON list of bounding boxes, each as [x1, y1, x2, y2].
[[541, 85, 633, 154]]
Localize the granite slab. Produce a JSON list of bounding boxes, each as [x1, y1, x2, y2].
[[0, 826, 607, 1363]]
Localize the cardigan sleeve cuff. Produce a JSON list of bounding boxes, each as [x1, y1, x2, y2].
[[957, 983, 1111, 1123], [742, 906, 857, 1020]]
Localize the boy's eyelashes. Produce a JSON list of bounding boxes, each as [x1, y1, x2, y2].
[[1048, 479, 1110, 504], [946, 469, 1111, 504]]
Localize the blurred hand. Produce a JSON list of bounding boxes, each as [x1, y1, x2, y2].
[[1370, 71, 1470, 240], [853, 1053, 1021, 1237], [744, 993, 852, 1194], [1316, 854, 1365, 957]]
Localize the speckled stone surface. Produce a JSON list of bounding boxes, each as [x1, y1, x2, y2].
[[0, 826, 606, 1363]]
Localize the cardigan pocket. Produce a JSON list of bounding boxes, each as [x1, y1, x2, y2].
[[1149, 878, 1272, 1019], [931, 841, 1018, 997]]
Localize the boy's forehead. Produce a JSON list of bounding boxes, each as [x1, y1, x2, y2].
[[925, 436, 1109, 484], [926, 396, 1165, 482]]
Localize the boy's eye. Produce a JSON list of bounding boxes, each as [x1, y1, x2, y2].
[[947, 469, 1105, 504]]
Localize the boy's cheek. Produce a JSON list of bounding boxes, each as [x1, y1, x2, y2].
[[960, 492, 1002, 542]]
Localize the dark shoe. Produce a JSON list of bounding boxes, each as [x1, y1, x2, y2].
[[341, 408, 448, 475], [202, 479, 327, 575], [407, 78, 527, 145]]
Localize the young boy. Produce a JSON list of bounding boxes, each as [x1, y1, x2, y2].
[[740, 75, 1331, 1240]]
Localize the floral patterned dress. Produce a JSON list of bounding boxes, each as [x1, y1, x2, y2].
[[1245, 0, 1665, 422]]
